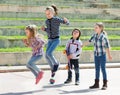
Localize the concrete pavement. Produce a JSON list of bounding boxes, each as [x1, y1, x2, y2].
[[0, 68, 120, 95], [0, 63, 120, 73]]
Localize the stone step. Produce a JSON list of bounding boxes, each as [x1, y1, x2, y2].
[[0, 38, 119, 48], [0, 11, 119, 20], [0, 28, 120, 36], [0, 20, 119, 28]]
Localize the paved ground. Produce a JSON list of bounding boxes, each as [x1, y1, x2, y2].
[[0, 68, 120, 95]]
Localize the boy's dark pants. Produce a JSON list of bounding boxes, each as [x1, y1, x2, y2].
[[67, 59, 79, 82]]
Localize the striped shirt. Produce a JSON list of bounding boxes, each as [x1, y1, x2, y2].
[[29, 37, 45, 56], [66, 39, 82, 59], [89, 32, 110, 56], [45, 16, 69, 39]]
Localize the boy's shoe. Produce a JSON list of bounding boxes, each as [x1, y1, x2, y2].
[[75, 81, 79, 85], [35, 71, 44, 84], [64, 79, 72, 84], [51, 71, 55, 77]]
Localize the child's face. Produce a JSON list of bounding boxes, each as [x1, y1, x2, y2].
[[72, 30, 80, 39], [94, 25, 102, 34], [25, 29, 32, 38], [45, 10, 54, 19]]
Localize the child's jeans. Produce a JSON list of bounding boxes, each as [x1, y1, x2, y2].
[[68, 59, 79, 82], [45, 38, 60, 71], [94, 54, 107, 80], [27, 55, 42, 78]]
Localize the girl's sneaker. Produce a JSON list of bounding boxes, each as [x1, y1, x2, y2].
[[35, 71, 44, 84], [75, 81, 79, 85], [50, 77, 55, 84], [64, 79, 72, 84]]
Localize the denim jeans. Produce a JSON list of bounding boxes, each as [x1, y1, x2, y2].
[[26, 55, 42, 78], [94, 54, 107, 80], [46, 38, 60, 70]]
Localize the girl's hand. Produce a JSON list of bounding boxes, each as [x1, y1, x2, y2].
[[63, 17, 68, 23], [22, 39, 27, 43], [108, 54, 112, 61], [33, 47, 38, 52], [63, 50, 67, 54], [67, 54, 73, 59], [41, 26, 45, 31], [22, 39, 29, 47]]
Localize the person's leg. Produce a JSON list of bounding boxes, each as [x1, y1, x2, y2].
[[89, 56, 100, 89], [100, 54, 107, 90], [95, 56, 100, 80], [45, 40, 53, 70], [100, 54, 107, 80], [27, 55, 42, 77], [73, 59, 79, 85], [46, 38, 60, 72], [64, 63, 72, 84]]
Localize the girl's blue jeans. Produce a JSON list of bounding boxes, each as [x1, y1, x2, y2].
[[26, 55, 42, 78], [45, 38, 60, 71], [94, 54, 107, 80]]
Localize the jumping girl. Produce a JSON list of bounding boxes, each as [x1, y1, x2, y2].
[[23, 25, 44, 85], [41, 4, 69, 84]]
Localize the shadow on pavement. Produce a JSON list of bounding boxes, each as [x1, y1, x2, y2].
[[43, 83, 74, 88], [0, 89, 45, 95], [59, 88, 99, 94], [43, 83, 64, 88]]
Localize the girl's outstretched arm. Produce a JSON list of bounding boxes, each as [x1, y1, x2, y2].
[[82, 41, 90, 47], [63, 17, 69, 25]]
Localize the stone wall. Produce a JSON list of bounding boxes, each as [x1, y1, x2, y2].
[[0, 51, 119, 66]]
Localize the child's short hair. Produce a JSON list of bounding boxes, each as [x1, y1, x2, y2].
[[71, 28, 81, 40]]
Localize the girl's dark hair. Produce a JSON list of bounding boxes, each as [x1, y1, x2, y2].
[[51, 4, 58, 16], [71, 28, 81, 40]]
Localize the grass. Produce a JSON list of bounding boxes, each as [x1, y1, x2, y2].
[[0, 46, 120, 52], [0, 26, 120, 31], [60, 35, 120, 40], [0, 36, 26, 40], [0, 17, 120, 23], [0, 35, 119, 40]]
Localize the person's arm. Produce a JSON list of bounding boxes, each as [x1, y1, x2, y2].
[[106, 48, 112, 60], [83, 34, 95, 47], [57, 17, 69, 25], [82, 41, 90, 47], [35, 38, 45, 50], [65, 40, 70, 55], [103, 37, 112, 60], [22, 39, 30, 47], [41, 26, 46, 31], [41, 20, 48, 32]]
